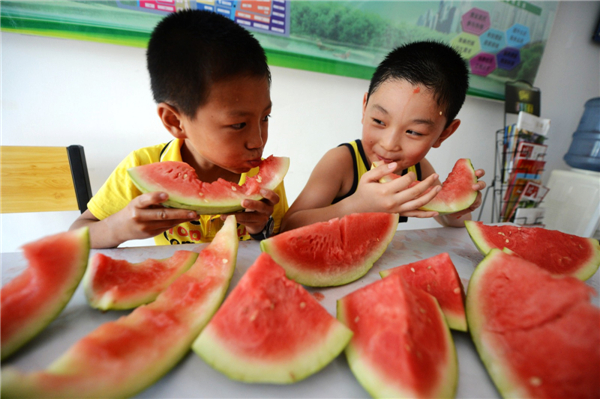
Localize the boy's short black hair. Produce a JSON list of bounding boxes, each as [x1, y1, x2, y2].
[[367, 41, 469, 127], [147, 9, 271, 119]]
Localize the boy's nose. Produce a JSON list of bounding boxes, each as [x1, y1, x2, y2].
[[381, 130, 402, 152], [247, 126, 265, 149]]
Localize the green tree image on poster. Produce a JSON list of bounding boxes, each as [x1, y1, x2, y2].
[[1, 0, 557, 100]]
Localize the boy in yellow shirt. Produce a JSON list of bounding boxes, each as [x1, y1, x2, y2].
[[281, 41, 485, 232], [71, 10, 287, 248]]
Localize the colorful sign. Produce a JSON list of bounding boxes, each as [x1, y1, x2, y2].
[[1, 1, 558, 100]]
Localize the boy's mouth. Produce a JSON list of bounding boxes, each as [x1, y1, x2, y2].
[[247, 159, 263, 168]]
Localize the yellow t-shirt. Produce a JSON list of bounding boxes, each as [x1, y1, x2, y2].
[[87, 139, 288, 245]]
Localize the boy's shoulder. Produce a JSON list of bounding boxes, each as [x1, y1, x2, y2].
[[128, 140, 181, 165]]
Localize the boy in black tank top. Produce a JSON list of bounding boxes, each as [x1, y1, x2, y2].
[[281, 41, 486, 232]]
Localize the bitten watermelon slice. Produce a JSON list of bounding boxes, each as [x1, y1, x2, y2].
[[419, 158, 478, 214], [127, 155, 289, 214], [82, 250, 199, 310], [1, 216, 239, 398], [260, 212, 398, 287], [380, 253, 467, 331], [1, 228, 90, 360], [337, 273, 458, 398], [192, 252, 353, 383], [465, 221, 600, 280], [467, 249, 600, 399]]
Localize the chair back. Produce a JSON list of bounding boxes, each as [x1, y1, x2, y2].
[[1, 145, 92, 214]]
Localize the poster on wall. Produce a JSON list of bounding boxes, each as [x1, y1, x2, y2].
[[1, 0, 558, 100]]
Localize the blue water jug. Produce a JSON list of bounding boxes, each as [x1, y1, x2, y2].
[[564, 97, 600, 172]]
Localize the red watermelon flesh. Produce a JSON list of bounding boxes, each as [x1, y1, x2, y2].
[[1, 228, 90, 360], [0, 216, 239, 398], [260, 212, 398, 287], [83, 250, 198, 310], [465, 220, 600, 280], [380, 253, 467, 331], [192, 252, 353, 383], [419, 158, 478, 214], [127, 155, 289, 214], [337, 273, 458, 398], [467, 249, 600, 399]]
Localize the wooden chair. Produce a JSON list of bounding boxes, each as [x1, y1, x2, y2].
[[1, 145, 92, 214]]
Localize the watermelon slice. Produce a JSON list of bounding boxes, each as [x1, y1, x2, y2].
[[82, 250, 199, 310], [467, 249, 600, 398], [419, 158, 478, 214], [260, 212, 398, 287], [380, 253, 467, 331], [127, 155, 289, 214], [337, 273, 458, 398], [192, 252, 353, 383], [465, 221, 600, 281], [1, 228, 90, 360], [1, 216, 239, 398]]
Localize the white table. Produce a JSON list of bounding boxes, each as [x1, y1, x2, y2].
[[2, 226, 599, 398]]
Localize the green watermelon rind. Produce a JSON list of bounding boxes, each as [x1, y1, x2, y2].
[[337, 294, 458, 398], [127, 157, 290, 214], [1, 217, 239, 398], [465, 220, 600, 281], [1, 228, 90, 361], [420, 159, 478, 215], [81, 251, 199, 311], [192, 319, 352, 384], [466, 249, 535, 399], [260, 214, 399, 287]]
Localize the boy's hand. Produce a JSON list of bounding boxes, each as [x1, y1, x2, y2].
[[353, 162, 441, 217], [112, 192, 198, 241], [223, 189, 280, 235]]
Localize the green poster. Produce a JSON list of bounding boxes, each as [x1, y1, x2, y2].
[[1, 1, 558, 100]]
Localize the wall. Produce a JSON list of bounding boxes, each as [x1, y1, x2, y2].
[[2, 1, 599, 252]]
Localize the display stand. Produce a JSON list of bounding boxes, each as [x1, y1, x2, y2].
[[478, 81, 543, 223]]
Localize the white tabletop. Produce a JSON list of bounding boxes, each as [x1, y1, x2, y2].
[[2, 226, 598, 398]]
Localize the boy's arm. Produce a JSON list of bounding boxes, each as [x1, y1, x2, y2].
[[69, 192, 198, 248], [420, 158, 486, 227], [280, 147, 440, 232]]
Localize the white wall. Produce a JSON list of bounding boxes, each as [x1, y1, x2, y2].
[[2, 1, 599, 252]]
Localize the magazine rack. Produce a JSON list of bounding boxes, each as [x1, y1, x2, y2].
[[478, 81, 545, 224]]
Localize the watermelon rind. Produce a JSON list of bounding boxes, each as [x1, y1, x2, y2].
[[127, 156, 289, 214], [193, 318, 352, 383], [420, 158, 478, 215], [260, 213, 399, 287], [1, 216, 239, 398], [465, 220, 600, 281], [1, 228, 90, 361], [82, 250, 199, 310], [337, 276, 458, 399], [192, 253, 353, 384]]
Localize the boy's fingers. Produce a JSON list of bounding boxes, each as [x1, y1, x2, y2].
[[400, 210, 439, 218], [136, 192, 168, 208], [475, 169, 485, 178], [366, 162, 401, 182], [259, 189, 280, 206]]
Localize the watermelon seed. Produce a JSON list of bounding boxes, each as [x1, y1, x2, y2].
[[232, 186, 237, 191], [427, 284, 431, 291], [198, 192, 204, 196], [354, 316, 360, 323], [410, 267, 415, 273], [427, 266, 432, 269], [300, 302, 306, 309], [529, 377, 542, 386], [250, 310, 259, 321], [184, 174, 188, 179], [505, 239, 509, 243], [257, 176, 262, 183], [453, 287, 460, 294], [270, 303, 275, 310], [222, 259, 228, 264], [204, 199, 209, 203], [405, 344, 411, 352], [419, 308, 426, 314]]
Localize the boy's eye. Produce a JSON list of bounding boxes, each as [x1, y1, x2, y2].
[[407, 130, 423, 136], [231, 122, 246, 129], [372, 118, 384, 126], [262, 114, 271, 122]]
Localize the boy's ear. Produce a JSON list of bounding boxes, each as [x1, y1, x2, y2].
[[433, 119, 461, 148], [157, 103, 187, 139], [361, 92, 369, 123]]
